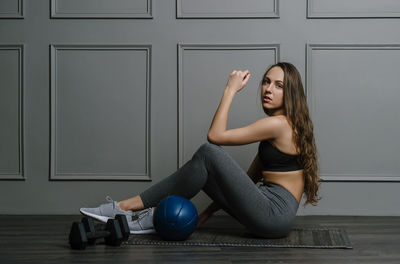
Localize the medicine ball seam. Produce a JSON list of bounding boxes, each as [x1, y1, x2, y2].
[[178, 213, 198, 231], [176, 199, 184, 222]]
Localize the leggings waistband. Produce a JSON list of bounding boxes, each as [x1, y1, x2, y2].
[[260, 182, 300, 212]]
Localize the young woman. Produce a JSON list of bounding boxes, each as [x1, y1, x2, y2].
[[80, 62, 320, 239]]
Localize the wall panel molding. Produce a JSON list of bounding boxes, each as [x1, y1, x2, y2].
[[0, 0, 23, 18], [177, 0, 279, 18], [306, 44, 400, 182], [51, 0, 153, 18], [307, 0, 400, 18], [0, 44, 24, 180], [177, 43, 280, 167], [50, 44, 151, 180]]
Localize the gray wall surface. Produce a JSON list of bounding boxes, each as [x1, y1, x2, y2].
[[0, 0, 399, 216]]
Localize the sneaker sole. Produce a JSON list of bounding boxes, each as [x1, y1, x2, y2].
[[130, 229, 157, 235], [80, 209, 156, 235], [79, 209, 110, 223]]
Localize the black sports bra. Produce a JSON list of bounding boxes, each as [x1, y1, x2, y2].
[[258, 140, 303, 172]]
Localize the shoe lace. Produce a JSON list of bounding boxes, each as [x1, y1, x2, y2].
[[136, 208, 153, 220], [106, 196, 116, 208]]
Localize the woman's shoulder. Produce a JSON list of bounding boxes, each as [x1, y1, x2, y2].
[[257, 116, 288, 137], [269, 116, 298, 154], [269, 115, 293, 130], [263, 115, 290, 130]]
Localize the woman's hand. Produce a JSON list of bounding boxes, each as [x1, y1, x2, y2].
[[225, 70, 251, 94], [196, 210, 214, 228], [196, 202, 220, 228]]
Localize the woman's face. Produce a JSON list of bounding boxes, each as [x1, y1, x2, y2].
[[261, 66, 285, 116]]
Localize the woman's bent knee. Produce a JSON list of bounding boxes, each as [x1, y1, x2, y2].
[[199, 141, 222, 153], [192, 141, 222, 161]]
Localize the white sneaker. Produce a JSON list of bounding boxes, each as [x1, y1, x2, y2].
[[80, 196, 134, 223], [128, 207, 156, 234]]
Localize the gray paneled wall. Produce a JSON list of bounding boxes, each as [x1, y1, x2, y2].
[[177, 0, 278, 18], [307, 0, 400, 18], [0, 0, 399, 216], [307, 44, 400, 182], [0, 45, 24, 180], [0, 0, 23, 18], [50, 45, 151, 180], [51, 0, 152, 18]]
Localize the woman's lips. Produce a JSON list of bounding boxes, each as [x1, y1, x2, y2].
[[263, 97, 272, 103]]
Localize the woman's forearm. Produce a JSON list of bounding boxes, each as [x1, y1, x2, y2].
[[206, 201, 220, 214], [208, 88, 236, 140]]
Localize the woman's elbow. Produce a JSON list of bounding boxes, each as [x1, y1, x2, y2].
[[207, 133, 218, 144]]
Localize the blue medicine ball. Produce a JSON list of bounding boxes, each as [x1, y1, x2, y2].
[[153, 195, 198, 241]]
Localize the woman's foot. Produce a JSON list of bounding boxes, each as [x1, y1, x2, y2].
[[80, 196, 134, 223], [128, 207, 156, 234]]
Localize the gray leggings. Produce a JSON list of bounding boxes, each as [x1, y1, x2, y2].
[[140, 142, 299, 238]]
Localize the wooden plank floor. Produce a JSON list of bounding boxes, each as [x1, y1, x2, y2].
[[0, 215, 399, 264]]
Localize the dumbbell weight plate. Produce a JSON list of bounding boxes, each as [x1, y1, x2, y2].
[[81, 217, 96, 245], [69, 222, 88, 250], [115, 214, 130, 241], [104, 218, 124, 246]]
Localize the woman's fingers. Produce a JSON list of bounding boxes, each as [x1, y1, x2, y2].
[[196, 213, 208, 228], [242, 73, 251, 86], [226, 70, 251, 93], [231, 70, 250, 77]]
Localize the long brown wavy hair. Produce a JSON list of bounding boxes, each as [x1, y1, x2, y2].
[[259, 62, 321, 206]]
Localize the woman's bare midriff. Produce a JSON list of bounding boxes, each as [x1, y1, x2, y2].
[[258, 116, 305, 204], [262, 170, 304, 204]]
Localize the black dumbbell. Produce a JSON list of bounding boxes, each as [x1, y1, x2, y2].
[[69, 214, 130, 250], [92, 215, 130, 242]]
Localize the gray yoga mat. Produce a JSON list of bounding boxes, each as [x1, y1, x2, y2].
[[125, 227, 352, 249]]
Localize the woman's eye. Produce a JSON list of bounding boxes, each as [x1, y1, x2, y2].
[[262, 79, 270, 84]]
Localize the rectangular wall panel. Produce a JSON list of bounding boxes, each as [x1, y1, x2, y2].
[[306, 44, 400, 181], [0, 45, 24, 180], [178, 44, 279, 169], [177, 0, 278, 18], [308, 0, 400, 18], [0, 0, 23, 18], [51, 0, 152, 18], [50, 45, 151, 180]]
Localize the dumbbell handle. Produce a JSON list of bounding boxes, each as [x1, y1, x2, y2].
[[94, 223, 108, 231], [86, 230, 110, 240], [94, 216, 129, 241]]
